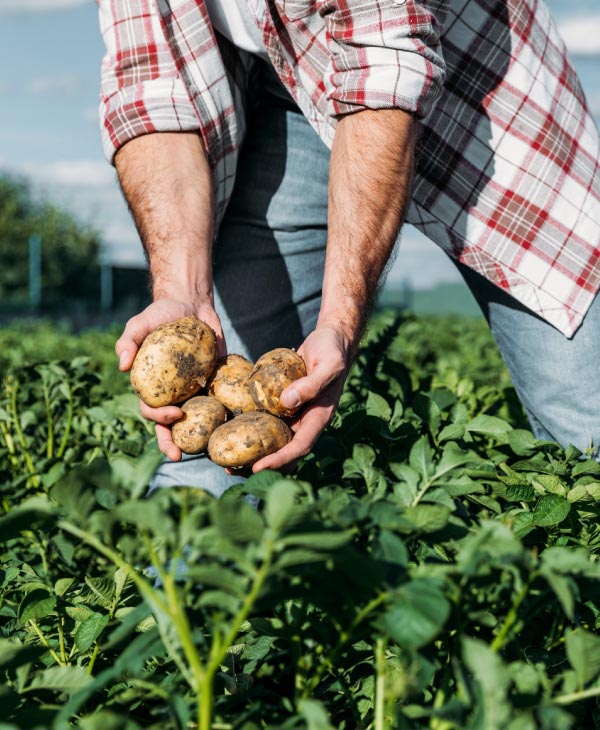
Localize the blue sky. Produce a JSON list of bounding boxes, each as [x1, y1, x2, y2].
[[0, 0, 599, 288]]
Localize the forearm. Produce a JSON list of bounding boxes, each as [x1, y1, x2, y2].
[[115, 131, 214, 307], [319, 109, 416, 352]]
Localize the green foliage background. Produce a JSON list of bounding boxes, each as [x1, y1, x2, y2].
[[0, 177, 101, 306], [1, 313, 600, 730]]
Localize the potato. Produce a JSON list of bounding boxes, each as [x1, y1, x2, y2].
[[171, 396, 227, 455], [206, 354, 256, 415], [248, 348, 307, 417], [208, 412, 292, 468], [130, 316, 217, 408]]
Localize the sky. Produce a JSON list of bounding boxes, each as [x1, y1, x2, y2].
[[0, 0, 599, 290]]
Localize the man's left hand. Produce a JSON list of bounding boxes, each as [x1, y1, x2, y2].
[[251, 325, 351, 473]]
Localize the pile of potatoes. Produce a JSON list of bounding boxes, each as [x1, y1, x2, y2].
[[129, 316, 306, 468]]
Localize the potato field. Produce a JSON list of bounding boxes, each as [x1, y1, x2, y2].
[[2, 311, 600, 730]]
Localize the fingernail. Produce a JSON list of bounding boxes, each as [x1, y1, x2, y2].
[[119, 351, 129, 369], [281, 388, 300, 409]]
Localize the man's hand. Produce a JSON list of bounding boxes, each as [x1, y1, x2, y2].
[[115, 297, 226, 462], [252, 108, 416, 472], [251, 325, 349, 472]]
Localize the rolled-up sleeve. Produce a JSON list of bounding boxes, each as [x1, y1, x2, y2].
[[98, 0, 201, 164], [320, 0, 448, 120]]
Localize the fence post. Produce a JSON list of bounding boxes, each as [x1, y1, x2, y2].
[[100, 249, 113, 311], [28, 234, 42, 312]]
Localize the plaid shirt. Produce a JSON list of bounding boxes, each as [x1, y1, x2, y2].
[[98, 0, 600, 337]]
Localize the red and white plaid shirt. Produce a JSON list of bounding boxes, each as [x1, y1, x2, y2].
[[98, 0, 600, 337]]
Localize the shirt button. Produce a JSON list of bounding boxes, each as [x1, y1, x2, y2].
[[393, 0, 407, 4]]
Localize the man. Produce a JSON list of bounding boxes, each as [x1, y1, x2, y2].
[[98, 0, 600, 496]]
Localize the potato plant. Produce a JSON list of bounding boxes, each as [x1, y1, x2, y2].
[[1, 312, 600, 729]]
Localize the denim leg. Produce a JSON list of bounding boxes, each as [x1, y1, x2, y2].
[[457, 262, 600, 455], [150, 64, 330, 495]]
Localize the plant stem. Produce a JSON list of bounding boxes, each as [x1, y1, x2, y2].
[[9, 379, 40, 487], [58, 616, 68, 665], [430, 665, 454, 730], [199, 540, 276, 730], [42, 379, 54, 459], [29, 620, 63, 666], [490, 577, 531, 653], [301, 591, 389, 698], [87, 642, 100, 675], [57, 385, 73, 458], [374, 637, 386, 730], [553, 685, 600, 705]]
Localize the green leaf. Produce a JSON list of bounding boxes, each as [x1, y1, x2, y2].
[[438, 423, 465, 442], [412, 393, 441, 434], [565, 628, 600, 687], [366, 391, 392, 420], [74, 612, 109, 653], [376, 530, 409, 567], [540, 547, 599, 577], [243, 469, 284, 500], [409, 436, 434, 480], [542, 570, 576, 620], [508, 429, 539, 456], [511, 511, 535, 539], [465, 414, 512, 437], [462, 637, 511, 730], [186, 564, 245, 595], [401, 504, 451, 533], [533, 495, 571, 527], [265, 479, 300, 533], [77, 711, 142, 730], [585, 482, 600, 501], [18, 589, 57, 624], [54, 578, 74, 597], [532, 474, 567, 496], [279, 531, 352, 550], [382, 579, 450, 649], [0, 639, 45, 670], [505, 484, 535, 502], [297, 698, 335, 730], [24, 665, 93, 695], [213, 498, 264, 544], [571, 459, 600, 477], [567, 484, 589, 503]]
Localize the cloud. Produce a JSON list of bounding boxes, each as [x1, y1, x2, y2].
[[21, 159, 115, 188], [557, 16, 600, 56], [83, 106, 100, 124], [28, 73, 82, 96], [0, 0, 88, 14], [11, 158, 144, 266]]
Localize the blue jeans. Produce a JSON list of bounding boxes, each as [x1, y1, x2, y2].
[[151, 62, 600, 496]]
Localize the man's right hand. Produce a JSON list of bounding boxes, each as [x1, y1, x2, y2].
[[115, 297, 226, 461]]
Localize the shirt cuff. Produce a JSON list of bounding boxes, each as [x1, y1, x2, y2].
[[100, 77, 202, 164], [324, 2, 447, 121]]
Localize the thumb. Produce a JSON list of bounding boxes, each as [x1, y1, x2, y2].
[[280, 361, 340, 409]]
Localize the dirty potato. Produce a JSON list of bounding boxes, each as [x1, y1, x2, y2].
[[208, 411, 292, 468], [248, 348, 307, 417], [207, 354, 256, 415], [171, 396, 227, 455], [130, 316, 217, 408]]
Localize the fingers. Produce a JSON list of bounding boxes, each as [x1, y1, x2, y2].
[[155, 423, 181, 461], [252, 401, 335, 473], [196, 305, 227, 358], [280, 352, 345, 410], [115, 310, 154, 372], [139, 402, 183, 424], [138, 401, 183, 461]]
